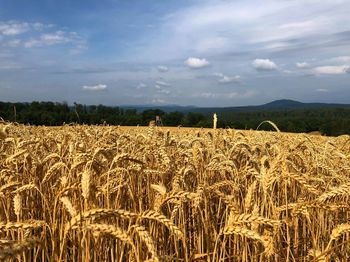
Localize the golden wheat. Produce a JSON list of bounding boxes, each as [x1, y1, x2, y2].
[[0, 123, 349, 261]]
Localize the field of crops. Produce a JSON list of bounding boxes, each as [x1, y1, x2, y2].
[[0, 123, 350, 261]]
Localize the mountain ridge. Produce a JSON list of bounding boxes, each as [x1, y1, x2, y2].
[[120, 99, 350, 113]]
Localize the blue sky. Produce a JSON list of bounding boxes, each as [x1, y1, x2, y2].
[[0, 0, 350, 106]]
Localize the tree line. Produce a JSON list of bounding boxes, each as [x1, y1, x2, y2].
[[0, 101, 349, 136]]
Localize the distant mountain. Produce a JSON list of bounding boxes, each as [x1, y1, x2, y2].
[[260, 99, 350, 110], [191, 99, 350, 114], [120, 99, 350, 113], [262, 99, 305, 109]]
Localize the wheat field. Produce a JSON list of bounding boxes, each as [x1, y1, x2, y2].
[[0, 122, 350, 261]]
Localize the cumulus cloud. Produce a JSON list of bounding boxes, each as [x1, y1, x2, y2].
[[157, 65, 169, 72], [82, 84, 107, 91], [184, 57, 209, 69], [296, 62, 310, 69], [214, 72, 241, 84], [252, 59, 277, 71], [312, 65, 350, 75]]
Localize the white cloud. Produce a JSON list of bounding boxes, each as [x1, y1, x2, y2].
[[31, 22, 53, 31], [82, 84, 107, 91], [24, 31, 76, 48], [155, 80, 171, 87], [136, 82, 147, 89], [316, 88, 329, 92], [155, 81, 171, 94], [264, 42, 292, 50], [136, 0, 350, 67], [214, 72, 241, 83], [118, 2, 350, 104], [198, 92, 221, 98], [0, 21, 54, 36], [157, 65, 169, 72], [0, 21, 86, 53], [219, 75, 241, 84], [24, 30, 87, 49], [296, 62, 310, 69], [151, 99, 166, 104], [0, 21, 30, 35], [312, 65, 350, 75], [184, 57, 209, 69], [252, 59, 278, 71], [278, 20, 324, 37], [197, 90, 256, 99]]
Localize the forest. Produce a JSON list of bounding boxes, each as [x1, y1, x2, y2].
[[0, 101, 349, 136]]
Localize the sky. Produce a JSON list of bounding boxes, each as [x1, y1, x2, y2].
[[0, 0, 350, 107]]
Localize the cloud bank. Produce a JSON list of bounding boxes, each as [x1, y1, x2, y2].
[[312, 65, 349, 75], [82, 84, 107, 91], [0, 21, 30, 36]]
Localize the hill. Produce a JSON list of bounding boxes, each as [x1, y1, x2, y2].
[[121, 99, 350, 113], [191, 99, 350, 113]]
